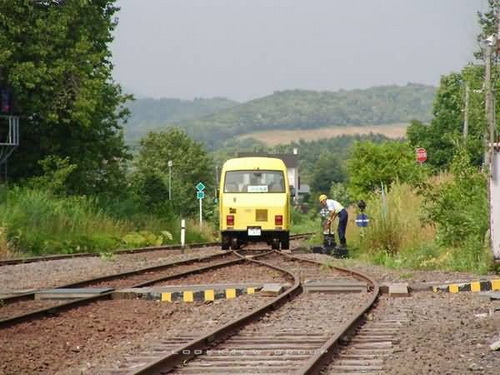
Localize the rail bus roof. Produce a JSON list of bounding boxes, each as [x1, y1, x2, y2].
[[222, 157, 287, 170], [237, 152, 298, 168]]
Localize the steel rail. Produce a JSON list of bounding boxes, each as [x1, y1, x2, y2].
[[129, 250, 380, 375], [130, 252, 301, 375], [0, 233, 313, 266], [0, 252, 233, 305], [283, 253, 380, 375], [0, 252, 253, 329], [0, 242, 220, 267]]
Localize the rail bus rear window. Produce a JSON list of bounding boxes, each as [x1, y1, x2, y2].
[[224, 170, 285, 193]]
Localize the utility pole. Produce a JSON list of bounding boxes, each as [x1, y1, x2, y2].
[[485, 38, 494, 167], [488, 10, 500, 262], [486, 11, 500, 166], [463, 83, 470, 139]]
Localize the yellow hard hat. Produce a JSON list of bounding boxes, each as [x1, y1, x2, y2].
[[319, 194, 327, 202]]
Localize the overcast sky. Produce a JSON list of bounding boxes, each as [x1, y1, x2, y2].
[[111, 0, 488, 102]]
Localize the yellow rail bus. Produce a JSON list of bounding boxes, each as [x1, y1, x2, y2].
[[219, 157, 291, 250]]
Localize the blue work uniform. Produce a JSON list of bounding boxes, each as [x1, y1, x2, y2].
[[324, 199, 348, 247]]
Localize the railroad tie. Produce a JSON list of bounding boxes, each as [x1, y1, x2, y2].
[[433, 279, 500, 293]]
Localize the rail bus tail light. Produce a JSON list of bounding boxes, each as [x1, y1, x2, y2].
[[275, 215, 283, 226], [227, 215, 234, 226]]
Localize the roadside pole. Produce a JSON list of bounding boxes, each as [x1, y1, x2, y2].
[[180, 219, 186, 253], [196, 182, 206, 228], [199, 198, 203, 227]]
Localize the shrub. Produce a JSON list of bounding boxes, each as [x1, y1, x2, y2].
[[422, 148, 488, 247]]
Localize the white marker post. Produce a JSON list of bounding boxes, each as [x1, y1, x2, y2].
[[180, 219, 186, 253]]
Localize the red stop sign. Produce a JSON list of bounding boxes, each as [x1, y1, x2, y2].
[[416, 147, 427, 163]]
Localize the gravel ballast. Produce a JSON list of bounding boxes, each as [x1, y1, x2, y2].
[[0, 248, 224, 292], [1, 249, 499, 374]]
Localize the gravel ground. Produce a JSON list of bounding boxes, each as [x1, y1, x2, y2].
[[0, 248, 224, 292], [298, 253, 500, 375], [152, 262, 292, 286], [0, 295, 274, 375], [1, 249, 499, 374], [382, 292, 500, 375], [296, 253, 499, 284]]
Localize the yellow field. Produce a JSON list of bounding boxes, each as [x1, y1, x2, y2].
[[238, 123, 409, 146]]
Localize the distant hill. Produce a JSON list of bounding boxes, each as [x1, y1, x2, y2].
[[123, 83, 436, 148], [123, 97, 239, 143], [239, 123, 409, 146]]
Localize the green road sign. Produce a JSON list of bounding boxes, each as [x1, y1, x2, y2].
[[196, 182, 206, 191], [197, 191, 205, 199]]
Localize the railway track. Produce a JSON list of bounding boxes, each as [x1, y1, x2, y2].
[[0, 250, 272, 328], [100, 250, 380, 375], [325, 299, 411, 374], [0, 233, 313, 267], [0, 242, 219, 267], [0, 234, 312, 327]]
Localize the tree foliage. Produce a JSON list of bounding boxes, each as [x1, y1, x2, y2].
[[347, 141, 427, 197], [134, 128, 215, 216], [0, 0, 129, 195], [309, 152, 346, 194], [407, 65, 492, 171], [407, 0, 500, 173], [421, 148, 488, 247], [476, 0, 500, 58]]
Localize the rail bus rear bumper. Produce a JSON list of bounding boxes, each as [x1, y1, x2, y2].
[[221, 230, 289, 242]]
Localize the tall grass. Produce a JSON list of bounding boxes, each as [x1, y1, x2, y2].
[[0, 225, 14, 258], [348, 183, 437, 267], [0, 187, 132, 255], [0, 187, 213, 257], [289, 174, 493, 273], [350, 183, 433, 254], [347, 179, 493, 273]]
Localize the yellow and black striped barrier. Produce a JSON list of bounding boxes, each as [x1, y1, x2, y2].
[[161, 287, 259, 302], [433, 279, 500, 293]]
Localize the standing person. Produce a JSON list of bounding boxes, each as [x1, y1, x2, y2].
[[319, 194, 348, 247]]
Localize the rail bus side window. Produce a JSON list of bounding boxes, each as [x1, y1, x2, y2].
[[224, 171, 244, 192], [225, 183, 238, 192], [267, 171, 285, 192]]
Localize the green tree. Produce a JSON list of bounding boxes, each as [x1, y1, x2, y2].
[[408, 1, 500, 173], [0, 0, 129, 195], [132, 171, 171, 217], [422, 148, 488, 247], [407, 74, 464, 171], [407, 66, 488, 171], [347, 141, 426, 197], [134, 128, 214, 216], [476, 0, 500, 58], [309, 152, 346, 194]]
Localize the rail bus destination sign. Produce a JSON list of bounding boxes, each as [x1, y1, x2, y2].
[[416, 148, 427, 163]]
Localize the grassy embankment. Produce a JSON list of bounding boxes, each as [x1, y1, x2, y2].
[[0, 186, 214, 258], [298, 181, 494, 274], [1, 179, 494, 275]]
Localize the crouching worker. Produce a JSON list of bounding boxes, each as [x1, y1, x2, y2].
[[319, 194, 348, 247]]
